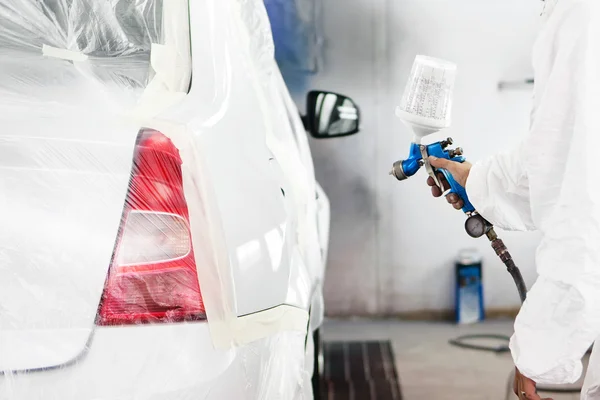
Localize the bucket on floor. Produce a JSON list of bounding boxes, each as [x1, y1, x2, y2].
[[455, 249, 485, 324]]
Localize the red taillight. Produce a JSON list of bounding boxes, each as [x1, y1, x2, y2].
[[97, 129, 206, 326]]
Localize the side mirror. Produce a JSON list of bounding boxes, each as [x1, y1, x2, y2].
[[303, 91, 360, 139]]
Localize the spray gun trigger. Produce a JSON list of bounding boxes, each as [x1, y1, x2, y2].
[[428, 166, 443, 191], [419, 145, 443, 190]]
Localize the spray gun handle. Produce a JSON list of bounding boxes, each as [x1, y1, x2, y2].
[[435, 167, 476, 214], [426, 141, 476, 214]]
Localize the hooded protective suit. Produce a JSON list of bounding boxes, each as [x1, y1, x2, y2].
[[465, 0, 600, 397]]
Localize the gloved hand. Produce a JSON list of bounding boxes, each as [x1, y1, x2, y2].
[[426, 157, 472, 209], [514, 368, 553, 400]]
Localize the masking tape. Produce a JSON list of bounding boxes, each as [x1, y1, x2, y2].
[[210, 305, 309, 350], [127, 43, 187, 119], [42, 45, 88, 62], [150, 44, 176, 92], [129, 88, 187, 120]]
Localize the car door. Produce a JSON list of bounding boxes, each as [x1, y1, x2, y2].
[[270, 70, 328, 349], [270, 70, 324, 286]]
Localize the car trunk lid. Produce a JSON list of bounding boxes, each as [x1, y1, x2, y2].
[[0, 114, 138, 371]]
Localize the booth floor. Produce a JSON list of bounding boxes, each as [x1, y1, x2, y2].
[[320, 340, 402, 399], [322, 319, 581, 400]]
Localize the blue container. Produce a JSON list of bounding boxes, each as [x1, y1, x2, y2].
[[455, 249, 485, 324]]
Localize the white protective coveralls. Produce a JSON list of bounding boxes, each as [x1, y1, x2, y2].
[[465, 0, 600, 397]]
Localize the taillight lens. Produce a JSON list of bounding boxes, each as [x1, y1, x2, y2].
[[97, 129, 206, 326]]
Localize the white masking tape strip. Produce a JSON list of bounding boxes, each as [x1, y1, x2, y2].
[[129, 89, 187, 120], [210, 305, 309, 349], [42, 45, 88, 62], [127, 43, 188, 119], [151, 43, 188, 93]]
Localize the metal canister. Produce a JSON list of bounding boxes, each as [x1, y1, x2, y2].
[[455, 249, 484, 324]]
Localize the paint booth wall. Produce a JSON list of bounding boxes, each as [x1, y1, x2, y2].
[[300, 0, 544, 316]]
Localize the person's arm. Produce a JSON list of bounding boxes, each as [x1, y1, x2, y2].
[[466, 144, 534, 232], [507, 1, 600, 385], [429, 141, 534, 231]]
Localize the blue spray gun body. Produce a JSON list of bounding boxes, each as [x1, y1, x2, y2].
[[391, 139, 475, 214]]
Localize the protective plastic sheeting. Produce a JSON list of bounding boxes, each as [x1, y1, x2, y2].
[[0, 0, 316, 398]]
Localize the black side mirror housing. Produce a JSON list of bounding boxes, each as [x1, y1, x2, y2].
[[302, 91, 361, 139]]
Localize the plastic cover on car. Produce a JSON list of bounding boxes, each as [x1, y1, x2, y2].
[[0, 0, 313, 399]]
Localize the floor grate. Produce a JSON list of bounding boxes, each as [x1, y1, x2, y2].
[[320, 341, 403, 400]]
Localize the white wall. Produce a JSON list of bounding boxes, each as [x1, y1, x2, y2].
[[306, 0, 545, 316]]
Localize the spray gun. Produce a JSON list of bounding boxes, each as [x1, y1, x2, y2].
[[390, 56, 527, 303]]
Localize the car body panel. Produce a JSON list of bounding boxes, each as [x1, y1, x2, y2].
[[167, 0, 325, 318], [0, 106, 140, 371], [0, 321, 310, 400]]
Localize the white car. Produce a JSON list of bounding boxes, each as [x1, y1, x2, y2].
[[0, 0, 360, 399]]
